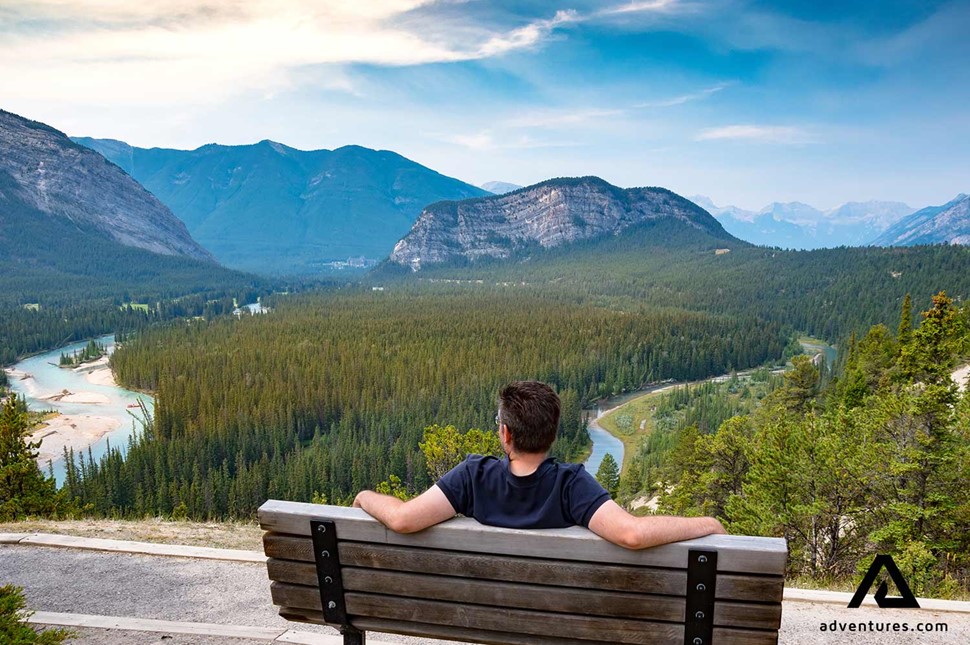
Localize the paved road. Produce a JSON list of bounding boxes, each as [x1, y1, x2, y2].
[[3, 544, 968, 645]]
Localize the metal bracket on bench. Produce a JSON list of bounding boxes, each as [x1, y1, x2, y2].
[[311, 519, 365, 645], [685, 549, 717, 645]]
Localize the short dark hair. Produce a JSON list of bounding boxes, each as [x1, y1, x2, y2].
[[498, 381, 560, 454]]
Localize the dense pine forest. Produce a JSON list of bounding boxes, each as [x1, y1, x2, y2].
[[61, 289, 786, 517], [646, 294, 970, 596], [380, 219, 970, 341]]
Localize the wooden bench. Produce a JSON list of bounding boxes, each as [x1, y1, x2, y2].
[[258, 500, 787, 645]]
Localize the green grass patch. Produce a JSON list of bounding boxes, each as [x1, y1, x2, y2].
[[28, 410, 59, 429], [598, 390, 667, 470]]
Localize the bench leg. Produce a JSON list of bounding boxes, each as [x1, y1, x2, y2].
[[340, 626, 365, 645]]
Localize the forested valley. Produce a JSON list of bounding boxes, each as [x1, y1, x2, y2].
[[5, 224, 970, 598], [60, 288, 786, 517]]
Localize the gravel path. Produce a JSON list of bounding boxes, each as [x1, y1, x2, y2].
[[1, 544, 451, 645], [3, 544, 968, 644]]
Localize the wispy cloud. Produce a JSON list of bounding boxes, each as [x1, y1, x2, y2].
[[0, 1, 588, 106], [504, 107, 625, 129], [596, 0, 682, 16], [443, 129, 580, 151], [496, 81, 725, 132], [694, 124, 818, 144], [636, 83, 729, 108], [476, 10, 580, 57]]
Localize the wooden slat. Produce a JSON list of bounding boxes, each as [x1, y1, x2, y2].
[[263, 536, 784, 603], [265, 536, 683, 595], [280, 609, 615, 645], [347, 569, 683, 621], [258, 500, 788, 575], [353, 616, 618, 645], [282, 606, 778, 645], [718, 575, 785, 604], [357, 592, 683, 645], [269, 577, 780, 631], [272, 571, 685, 621], [266, 558, 319, 587], [346, 614, 778, 645], [713, 603, 782, 631], [713, 627, 780, 645]]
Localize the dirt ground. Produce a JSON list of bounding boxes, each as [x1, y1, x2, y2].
[[0, 518, 264, 551]]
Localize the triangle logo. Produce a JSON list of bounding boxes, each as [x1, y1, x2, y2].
[[848, 555, 920, 608]]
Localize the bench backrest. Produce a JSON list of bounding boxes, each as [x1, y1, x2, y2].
[[259, 500, 787, 645]]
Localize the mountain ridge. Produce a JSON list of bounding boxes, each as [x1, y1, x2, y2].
[[1, 110, 211, 261], [872, 194, 970, 246], [390, 176, 735, 270], [74, 136, 490, 276], [0, 110, 263, 304]]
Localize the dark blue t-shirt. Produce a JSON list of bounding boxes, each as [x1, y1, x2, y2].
[[435, 454, 611, 529]]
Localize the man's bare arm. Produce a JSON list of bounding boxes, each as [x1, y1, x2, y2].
[[587, 500, 725, 549], [352, 485, 457, 534]]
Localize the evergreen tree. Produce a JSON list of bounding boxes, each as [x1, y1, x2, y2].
[[595, 453, 620, 499], [776, 355, 819, 413], [419, 424, 502, 482], [0, 397, 61, 521], [0, 585, 72, 644], [897, 292, 912, 345]]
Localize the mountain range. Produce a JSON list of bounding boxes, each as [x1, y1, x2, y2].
[[691, 196, 916, 249], [390, 177, 733, 270], [872, 194, 970, 246], [74, 137, 489, 276]]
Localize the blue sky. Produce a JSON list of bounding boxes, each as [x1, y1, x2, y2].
[[1, 0, 967, 209]]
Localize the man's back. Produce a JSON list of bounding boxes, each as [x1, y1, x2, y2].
[[436, 454, 611, 529]]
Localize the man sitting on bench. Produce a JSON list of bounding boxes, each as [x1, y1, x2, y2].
[[354, 380, 725, 549]]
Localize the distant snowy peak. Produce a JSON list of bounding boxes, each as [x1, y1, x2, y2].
[[759, 202, 822, 225], [824, 201, 914, 228], [481, 181, 522, 195], [691, 196, 915, 249], [689, 195, 757, 222]]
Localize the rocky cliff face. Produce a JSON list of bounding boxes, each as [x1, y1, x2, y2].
[[390, 177, 732, 270], [0, 110, 212, 261], [871, 194, 970, 246]]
